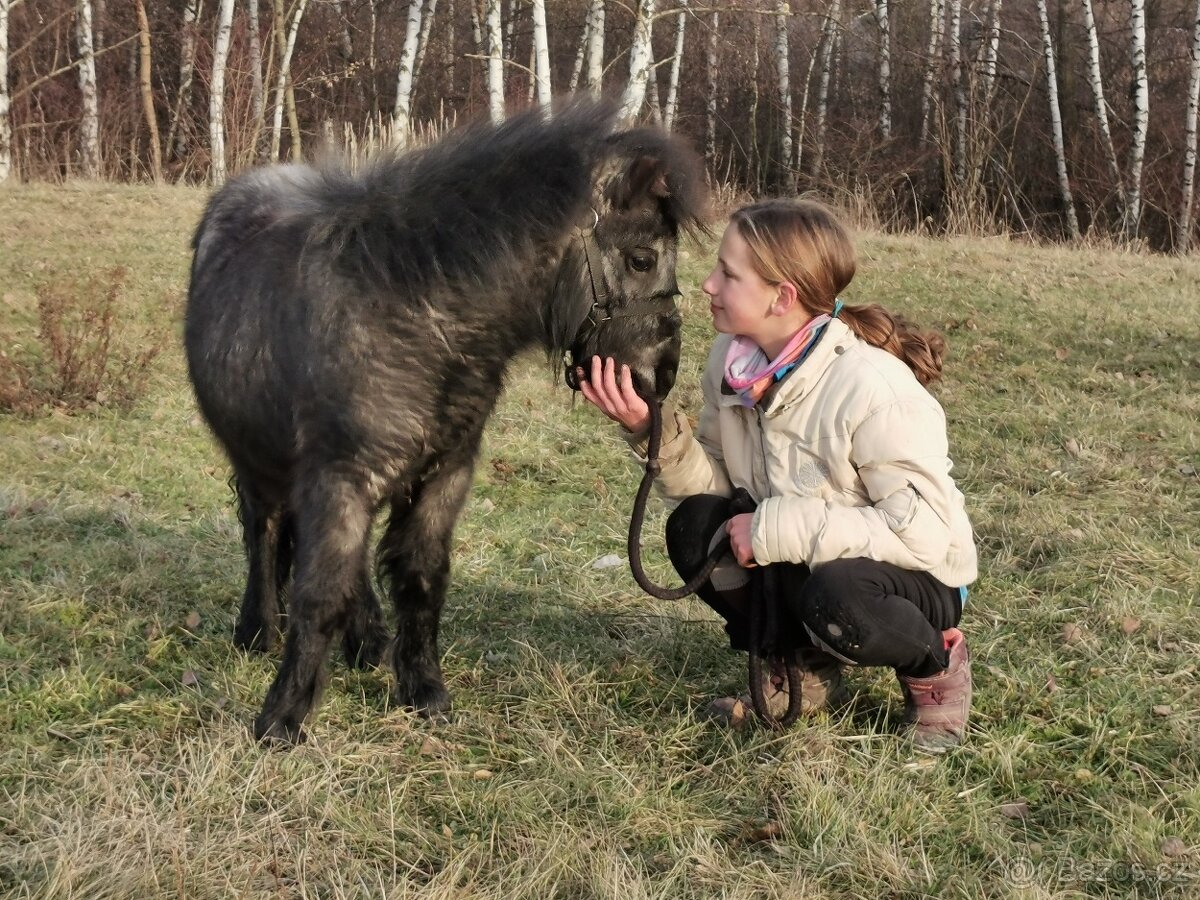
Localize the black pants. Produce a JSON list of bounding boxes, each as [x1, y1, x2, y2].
[[666, 494, 963, 678]]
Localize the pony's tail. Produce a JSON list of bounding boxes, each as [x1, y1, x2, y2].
[[839, 303, 945, 386]]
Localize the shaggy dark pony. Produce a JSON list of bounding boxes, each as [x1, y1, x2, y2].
[[185, 99, 707, 743]]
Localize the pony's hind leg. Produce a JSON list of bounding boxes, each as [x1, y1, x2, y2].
[[341, 563, 389, 670], [254, 475, 374, 744], [233, 478, 289, 653], [380, 460, 475, 719]]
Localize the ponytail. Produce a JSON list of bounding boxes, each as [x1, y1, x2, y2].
[[838, 302, 945, 386]]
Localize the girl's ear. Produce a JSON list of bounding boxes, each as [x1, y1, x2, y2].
[[772, 281, 799, 315]]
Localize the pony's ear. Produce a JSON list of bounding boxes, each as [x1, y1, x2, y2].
[[617, 155, 670, 209]]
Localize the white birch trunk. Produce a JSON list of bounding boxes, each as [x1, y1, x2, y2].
[[0, 0, 11, 182], [920, 0, 944, 144], [774, 1, 792, 179], [210, 0, 236, 184], [444, 0, 456, 91], [135, 0, 162, 182], [586, 0, 605, 98], [503, 0, 517, 62], [76, 0, 101, 178], [247, 0, 265, 158], [568, 10, 589, 95], [875, 0, 890, 140], [1080, 0, 1122, 200], [1125, 0, 1148, 240], [811, 0, 841, 178], [980, 0, 1001, 109], [704, 9, 718, 164], [619, 0, 655, 122], [485, 0, 504, 124], [663, 2, 686, 133], [167, 0, 202, 159], [270, 0, 311, 162], [414, 0, 438, 82], [392, 0, 426, 145], [948, 0, 965, 188], [531, 0, 551, 108], [1179, 0, 1200, 251], [1036, 0, 1079, 239]]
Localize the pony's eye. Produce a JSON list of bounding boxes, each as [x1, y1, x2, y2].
[[627, 252, 657, 273]]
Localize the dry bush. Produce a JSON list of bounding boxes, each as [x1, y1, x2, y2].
[[0, 267, 165, 415]]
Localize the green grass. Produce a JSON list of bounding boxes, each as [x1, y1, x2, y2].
[[0, 183, 1198, 899]]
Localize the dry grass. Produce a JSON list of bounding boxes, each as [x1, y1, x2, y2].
[[0, 184, 1198, 899]]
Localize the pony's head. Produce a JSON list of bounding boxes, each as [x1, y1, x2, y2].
[[559, 123, 708, 403]]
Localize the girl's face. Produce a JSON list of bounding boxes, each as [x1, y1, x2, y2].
[[701, 225, 782, 344]]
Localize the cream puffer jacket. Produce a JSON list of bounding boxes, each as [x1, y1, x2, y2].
[[625, 318, 978, 589]]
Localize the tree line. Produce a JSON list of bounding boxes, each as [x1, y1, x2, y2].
[[2, 1, 1199, 250]]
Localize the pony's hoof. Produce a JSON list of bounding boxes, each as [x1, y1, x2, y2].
[[394, 682, 453, 721], [343, 626, 390, 670], [234, 622, 276, 654], [254, 714, 306, 746]]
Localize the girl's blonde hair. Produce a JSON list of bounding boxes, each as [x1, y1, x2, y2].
[[731, 198, 945, 385]]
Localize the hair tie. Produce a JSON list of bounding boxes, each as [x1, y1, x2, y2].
[[832, 299, 844, 318]]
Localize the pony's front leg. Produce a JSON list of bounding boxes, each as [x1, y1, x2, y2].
[[254, 476, 374, 744], [381, 461, 474, 719]]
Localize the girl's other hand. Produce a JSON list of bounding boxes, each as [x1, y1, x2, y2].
[[726, 513, 757, 567], [577, 356, 651, 434]]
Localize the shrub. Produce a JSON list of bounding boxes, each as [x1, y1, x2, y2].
[[0, 267, 165, 415]]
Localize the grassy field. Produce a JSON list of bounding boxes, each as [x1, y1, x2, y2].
[[0, 182, 1198, 899]]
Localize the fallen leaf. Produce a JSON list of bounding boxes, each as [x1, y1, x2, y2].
[[1063, 438, 1082, 458], [144, 622, 161, 641], [1179, 463, 1197, 477], [184, 611, 201, 631], [1152, 705, 1172, 717], [181, 670, 200, 688], [472, 768, 493, 781], [1161, 837, 1187, 857], [442, 824, 453, 838], [745, 820, 783, 843], [1062, 623, 1084, 645], [1121, 617, 1142, 635], [592, 554, 624, 570], [1045, 674, 1058, 694], [1054, 347, 1070, 360], [1000, 801, 1030, 819]]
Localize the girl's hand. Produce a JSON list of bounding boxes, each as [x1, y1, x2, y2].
[[726, 513, 757, 567], [577, 356, 651, 434]]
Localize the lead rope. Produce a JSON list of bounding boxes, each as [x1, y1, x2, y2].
[[626, 398, 804, 728]]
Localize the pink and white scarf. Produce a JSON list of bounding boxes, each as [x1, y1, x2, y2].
[[723, 313, 832, 407]]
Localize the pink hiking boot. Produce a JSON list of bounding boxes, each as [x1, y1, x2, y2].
[[897, 627, 972, 753]]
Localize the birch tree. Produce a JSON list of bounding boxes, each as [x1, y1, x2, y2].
[[1036, 0, 1079, 239], [704, 9, 719, 164], [270, 0, 311, 162], [1081, 0, 1122, 201], [920, 0, 944, 144], [774, 1, 793, 184], [874, 0, 890, 140], [948, 0, 966, 189], [811, 0, 842, 178], [585, 0, 605, 97], [134, 0, 161, 182], [979, 0, 1001, 109], [0, 0, 13, 182], [485, 0, 504, 124], [210, 0, 237, 184], [619, 0, 655, 122], [392, 0, 425, 145], [568, 10, 589, 95], [76, 0, 101, 178], [664, 1, 686, 132], [413, 0, 439, 82], [247, 0, 265, 158], [1179, 0, 1200, 251], [531, 0, 551, 108], [166, 0, 201, 159], [1125, 0, 1148, 240]]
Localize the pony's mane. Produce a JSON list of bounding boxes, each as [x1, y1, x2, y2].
[[310, 99, 621, 298]]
